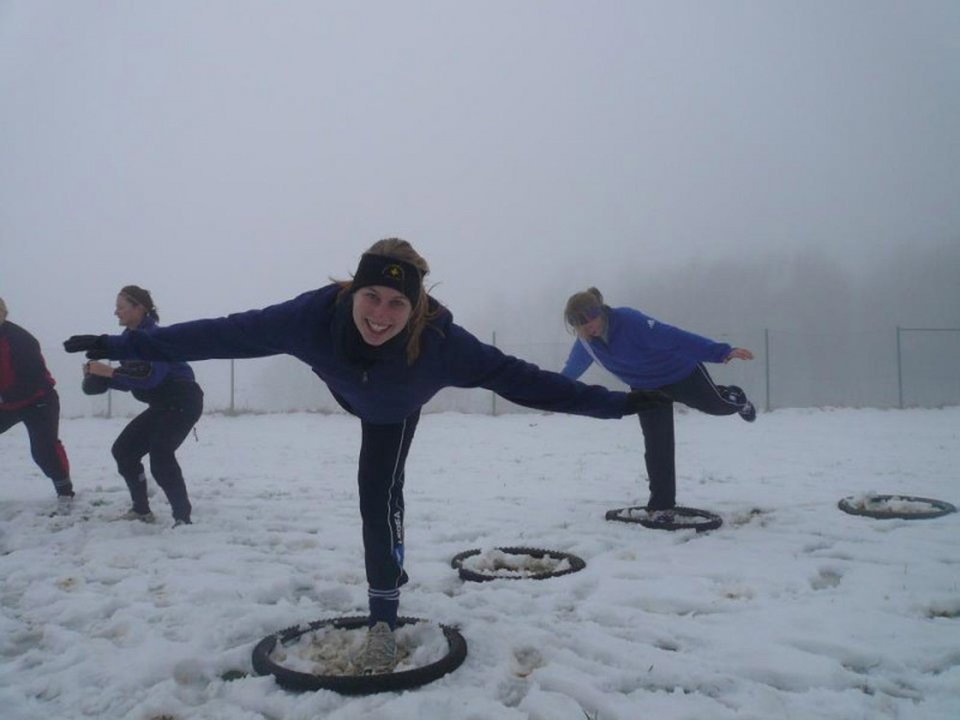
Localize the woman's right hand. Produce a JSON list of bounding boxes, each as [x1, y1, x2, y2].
[[85, 361, 114, 378], [724, 347, 754, 362]]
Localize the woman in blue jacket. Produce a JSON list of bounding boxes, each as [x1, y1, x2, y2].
[[83, 286, 203, 527], [66, 239, 650, 675], [562, 287, 756, 514]]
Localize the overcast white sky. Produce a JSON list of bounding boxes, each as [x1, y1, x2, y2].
[[2, 0, 959, 349]]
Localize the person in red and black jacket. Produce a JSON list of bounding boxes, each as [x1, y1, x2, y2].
[[0, 297, 74, 506]]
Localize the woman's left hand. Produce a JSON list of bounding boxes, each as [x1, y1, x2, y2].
[[725, 347, 754, 362]]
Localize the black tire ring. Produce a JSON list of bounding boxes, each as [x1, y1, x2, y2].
[[251, 615, 467, 694], [838, 495, 957, 520], [605, 506, 723, 532], [450, 546, 587, 582]]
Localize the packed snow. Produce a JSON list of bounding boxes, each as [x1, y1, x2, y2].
[[1, 406, 959, 719], [456, 549, 574, 579], [266, 620, 448, 677]]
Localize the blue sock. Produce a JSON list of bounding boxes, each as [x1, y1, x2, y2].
[[368, 593, 399, 630]]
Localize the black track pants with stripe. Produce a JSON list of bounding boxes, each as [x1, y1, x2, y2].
[[358, 410, 420, 628], [636, 364, 745, 510], [0, 389, 71, 495]]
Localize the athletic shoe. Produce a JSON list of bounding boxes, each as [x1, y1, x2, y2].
[[647, 509, 675, 524], [726, 386, 747, 405], [119, 509, 156, 523], [173, 519, 192, 528], [739, 401, 757, 423], [355, 622, 397, 675], [55, 493, 74, 516]]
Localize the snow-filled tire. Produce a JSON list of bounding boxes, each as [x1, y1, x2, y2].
[[251, 615, 467, 694], [605, 506, 723, 532], [450, 546, 586, 582], [838, 495, 957, 520]]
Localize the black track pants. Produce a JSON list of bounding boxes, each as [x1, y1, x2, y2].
[[358, 410, 420, 628], [0, 390, 72, 496], [112, 385, 202, 522], [636, 364, 746, 510]]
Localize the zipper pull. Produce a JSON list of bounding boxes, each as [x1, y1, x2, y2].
[[362, 370, 368, 383]]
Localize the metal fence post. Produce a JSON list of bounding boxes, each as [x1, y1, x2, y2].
[[764, 328, 771, 412], [896, 326, 903, 409], [106, 361, 113, 418], [491, 331, 497, 416]]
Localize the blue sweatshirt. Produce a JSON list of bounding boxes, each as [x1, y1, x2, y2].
[[100, 285, 629, 424], [107, 317, 198, 404], [561, 307, 731, 390]]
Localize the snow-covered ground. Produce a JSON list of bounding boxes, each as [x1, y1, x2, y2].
[[1, 407, 958, 719]]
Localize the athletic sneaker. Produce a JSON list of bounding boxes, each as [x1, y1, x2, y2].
[[726, 386, 747, 405], [355, 622, 397, 675], [739, 401, 757, 423], [119, 509, 156, 523], [55, 493, 74, 516], [647, 509, 675, 524]]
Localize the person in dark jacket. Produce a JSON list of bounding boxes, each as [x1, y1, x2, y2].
[[561, 287, 756, 514], [65, 239, 653, 675], [82, 286, 203, 527], [0, 297, 74, 511]]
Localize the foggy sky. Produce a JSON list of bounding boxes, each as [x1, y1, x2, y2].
[[2, 1, 959, 412]]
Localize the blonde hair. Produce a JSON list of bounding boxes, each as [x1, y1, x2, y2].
[[339, 238, 444, 364], [564, 287, 605, 332]]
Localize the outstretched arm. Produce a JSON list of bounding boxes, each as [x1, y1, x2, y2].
[[560, 340, 594, 380], [444, 325, 630, 419], [65, 291, 322, 362]]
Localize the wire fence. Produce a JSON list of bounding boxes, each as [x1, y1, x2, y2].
[[79, 326, 960, 418]]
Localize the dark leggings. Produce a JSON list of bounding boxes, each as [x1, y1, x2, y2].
[[636, 364, 746, 510], [0, 389, 72, 496], [358, 410, 420, 628], [112, 384, 203, 522]]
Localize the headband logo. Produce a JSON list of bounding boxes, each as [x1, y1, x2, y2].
[[383, 264, 404, 282]]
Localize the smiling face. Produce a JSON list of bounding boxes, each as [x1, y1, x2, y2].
[[351, 285, 413, 346], [115, 294, 146, 330]]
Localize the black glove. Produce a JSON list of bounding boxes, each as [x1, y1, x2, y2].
[[64, 334, 110, 359], [81, 374, 110, 396], [624, 389, 672, 414]]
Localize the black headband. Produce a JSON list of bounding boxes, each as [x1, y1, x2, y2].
[[352, 253, 422, 306]]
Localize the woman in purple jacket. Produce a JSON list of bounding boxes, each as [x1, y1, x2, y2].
[[66, 239, 651, 675], [562, 287, 756, 514], [83, 286, 203, 527]]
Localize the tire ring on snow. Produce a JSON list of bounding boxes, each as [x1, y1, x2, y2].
[[838, 495, 957, 520], [450, 546, 587, 582], [251, 615, 467, 694], [605, 506, 723, 532]]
